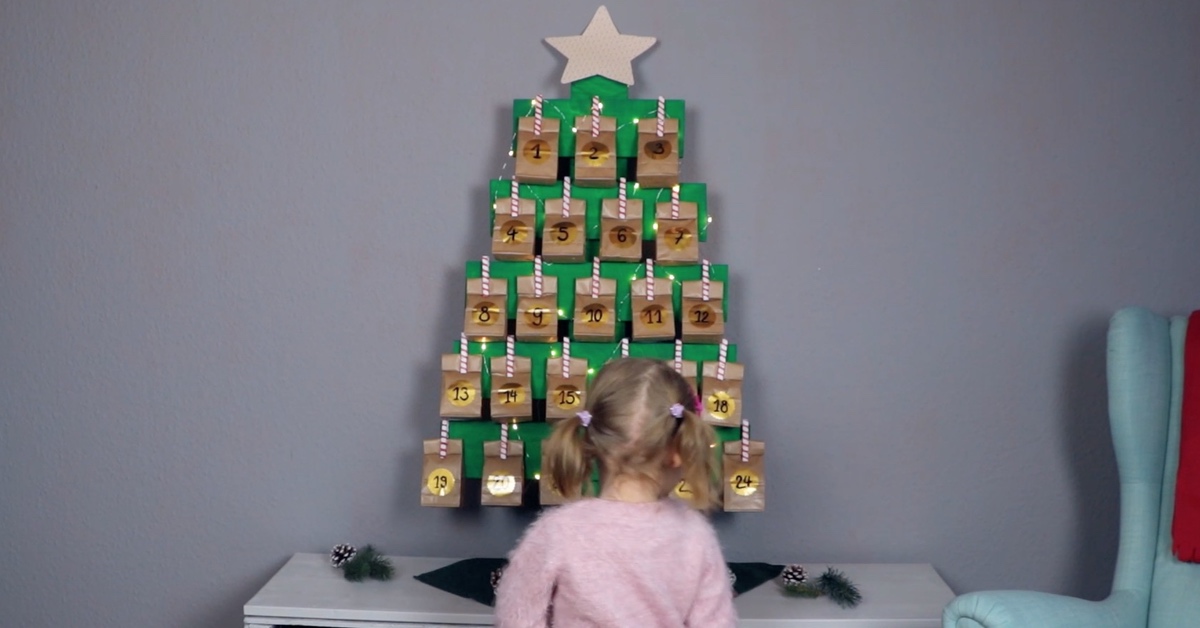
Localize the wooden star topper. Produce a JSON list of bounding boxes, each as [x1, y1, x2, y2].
[[545, 6, 656, 85]]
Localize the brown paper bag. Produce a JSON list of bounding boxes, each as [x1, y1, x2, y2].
[[573, 277, 618, 341], [680, 280, 725, 343], [631, 277, 676, 341], [573, 115, 617, 186], [482, 440, 525, 507], [463, 278, 508, 342], [599, 198, 644, 261], [539, 447, 567, 506], [489, 355, 533, 422], [545, 357, 588, 420], [439, 354, 485, 418], [723, 440, 765, 512], [515, 276, 559, 342], [541, 197, 587, 262], [491, 197, 537, 261], [636, 118, 680, 189], [514, 117, 559, 184], [701, 362, 743, 426], [421, 439, 463, 508], [654, 201, 700, 264]]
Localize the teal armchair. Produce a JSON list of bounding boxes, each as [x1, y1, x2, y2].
[[944, 307, 1200, 628]]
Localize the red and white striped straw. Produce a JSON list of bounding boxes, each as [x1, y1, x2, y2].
[[509, 179, 520, 217], [717, 338, 728, 381], [620, 338, 629, 358], [617, 178, 627, 219], [590, 257, 601, 298], [505, 336, 515, 377], [533, 95, 543, 135], [701, 259, 711, 302], [481, 256, 491, 297], [671, 185, 680, 219], [439, 419, 449, 459], [458, 333, 469, 374], [533, 256, 543, 298], [674, 339, 683, 373], [561, 176, 572, 218], [646, 259, 655, 301], [562, 337, 571, 378], [656, 96, 666, 138], [740, 420, 750, 462], [500, 423, 509, 460], [591, 96, 601, 137]]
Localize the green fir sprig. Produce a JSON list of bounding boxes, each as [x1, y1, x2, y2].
[[336, 544, 394, 582], [779, 564, 862, 608]]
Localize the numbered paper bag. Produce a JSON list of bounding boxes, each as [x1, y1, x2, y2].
[[655, 201, 699, 264], [681, 279, 724, 343], [439, 354, 484, 418], [515, 116, 559, 184], [516, 276, 559, 342], [599, 198, 644, 262], [421, 439, 463, 508], [723, 440, 765, 512], [631, 277, 676, 342], [573, 115, 617, 186], [463, 278, 508, 342], [545, 357, 588, 420], [541, 197, 587, 262], [539, 447, 567, 506], [491, 196, 537, 261], [573, 276, 618, 341], [482, 440, 524, 507], [489, 355, 533, 422], [701, 361, 743, 426], [636, 118, 680, 189]]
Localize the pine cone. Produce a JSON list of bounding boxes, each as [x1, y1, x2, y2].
[[491, 567, 505, 592], [330, 544, 357, 568], [781, 564, 808, 587]]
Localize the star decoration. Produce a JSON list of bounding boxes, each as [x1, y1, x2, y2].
[[545, 6, 656, 85]]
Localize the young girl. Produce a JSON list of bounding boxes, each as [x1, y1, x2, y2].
[[495, 358, 736, 627]]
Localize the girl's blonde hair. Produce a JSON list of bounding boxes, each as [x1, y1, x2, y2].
[[544, 358, 720, 509]]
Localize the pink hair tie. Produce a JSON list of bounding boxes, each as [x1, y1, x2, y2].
[[691, 393, 703, 413], [576, 410, 593, 427], [669, 403, 685, 419]]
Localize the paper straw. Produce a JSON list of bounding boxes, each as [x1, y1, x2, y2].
[[620, 338, 629, 358], [509, 179, 520, 217], [505, 336, 515, 377], [656, 96, 666, 138], [481, 256, 491, 297], [590, 257, 601, 298], [533, 95, 543, 135], [439, 419, 449, 459], [671, 185, 680, 219], [500, 423, 509, 460], [591, 96, 601, 137], [717, 339, 728, 381], [562, 337, 571, 378], [701, 259, 711, 302], [618, 178, 627, 219], [561, 176, 572, 218], [458, 333, 469, 374], [741, 420, 750, 463], [646, 259, 655, 301], [674, 339, 683, 373], [534, 256, 543, 298]]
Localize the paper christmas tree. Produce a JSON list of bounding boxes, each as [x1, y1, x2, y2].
[[421, 7, 765, 512]]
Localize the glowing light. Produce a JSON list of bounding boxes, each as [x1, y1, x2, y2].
[[632, 117, 639, 124], [707, 216, 713, 223], [587, 368, 595, 374], [530, 99, 538, 106], [507, 150, 514, 157], [534, 472, 541, 480], [668, 274, 675, 281], [550, 350, 557, 357], [557, 309, 565, 316], [633, 182, 640, 190], [652, 222, 659, 231], [571, 127, 578, 133], [672, 184, 681, 192]]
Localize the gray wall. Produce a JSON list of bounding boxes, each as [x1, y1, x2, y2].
[[2, 1, 1198, 626]]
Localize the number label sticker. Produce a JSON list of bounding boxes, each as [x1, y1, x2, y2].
[[673, 479, 693, 498], [486, 474, 517, 497], [581, 303, 608, 325], [663, 226, 693, 250], [472, 301, 500, 326], [552, 384, 582, 410], [522, 139, 552, 163], [729, 470, 760, 496], [426, 468, 456, 497], [548, 221, 579, 244], [524, 306, 552, 329], [608, 225, 637, 248], [707, 391, 735, 420], [497, 383, 527, 406], [499, 220, 530, 244], [445, 380, 476, 407], [640, 304, 667, 327], [579, 141, 611, 165], [688, 303, 717, 328], [644, 139, 673, 160]]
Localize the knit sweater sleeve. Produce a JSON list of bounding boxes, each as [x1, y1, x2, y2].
[[494, 515, 558, 628], [685, 520, 737, 627]]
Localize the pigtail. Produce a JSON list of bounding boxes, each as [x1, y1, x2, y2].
[[544, 415, 594, 500], [673, 408, 720, 511]]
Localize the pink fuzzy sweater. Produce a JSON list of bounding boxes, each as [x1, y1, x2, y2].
[[494, 498, 736, 627]]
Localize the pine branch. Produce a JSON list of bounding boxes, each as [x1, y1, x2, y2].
[[816, 567, 862, 608]]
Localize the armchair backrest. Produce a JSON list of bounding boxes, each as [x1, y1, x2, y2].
[[1146, 314, 1200, 627]]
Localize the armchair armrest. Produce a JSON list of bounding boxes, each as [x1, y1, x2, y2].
[[943, 589, 1142, 628]]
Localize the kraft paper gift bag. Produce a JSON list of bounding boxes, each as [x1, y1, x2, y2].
[[489, 355, 533, 422], [636, 117, 680, 189], [573, 114, 617, 186], [723, 439, 765, 512], [421, 439, 463, 508], [631, 277, 676, 342], [463, 278, 508, 342], [481, 440, 524, 507], [680, 279, 724, 343], [514, 116, 559, 184], [701, 361, 743, 426], [515, 275, 559, 342], [439, 354, 484, 418]]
